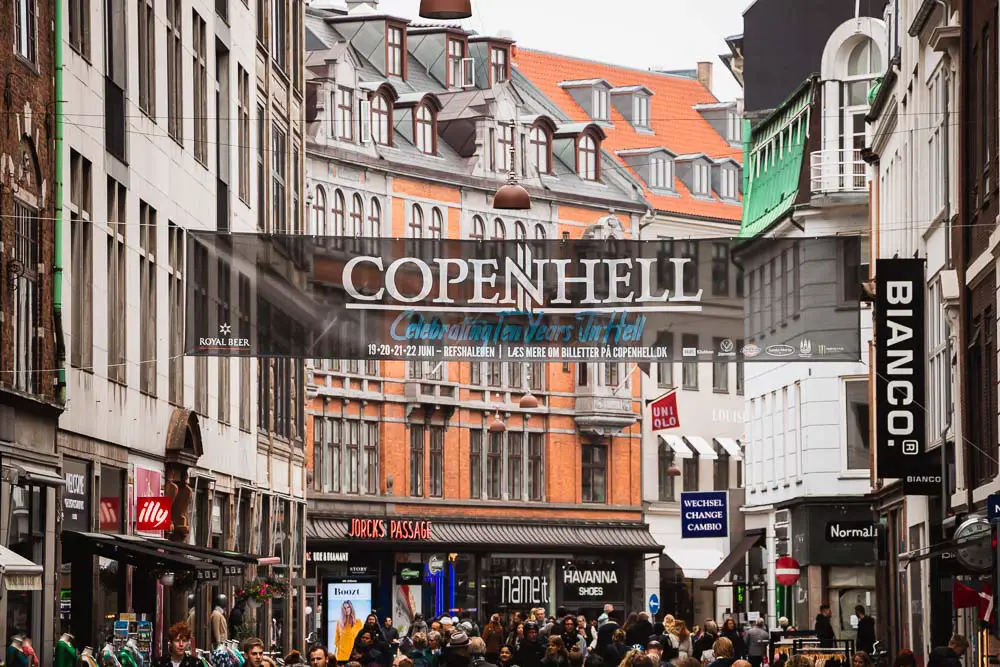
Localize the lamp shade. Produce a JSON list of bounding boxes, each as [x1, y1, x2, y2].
[[419, 0, 472, 19], [667, 463, 681, 477], [519, 392, 539, 409], [493, 183, 531, 210], [488, 415, 507, 432]]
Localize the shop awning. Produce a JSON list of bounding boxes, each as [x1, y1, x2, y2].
[[699, 532, 765, 589], [62, 531, 221, 581], [714, 437, 743, 460], [123, 535, 254, 576], [660, 435, 694, 459], [684, 436, 718, 459], [662, 546, 725, 579], [0, 546, 43, 591], [309, 518, 662, 552], [15, 463, 66, 487]]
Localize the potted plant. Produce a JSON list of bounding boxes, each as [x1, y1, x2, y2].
[[235, 577, 288, 609]]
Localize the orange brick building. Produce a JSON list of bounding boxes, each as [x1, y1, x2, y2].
[[302, 2, 661, 629]]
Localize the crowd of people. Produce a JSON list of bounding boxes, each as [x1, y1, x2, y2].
[[145, 605, 973, 667]]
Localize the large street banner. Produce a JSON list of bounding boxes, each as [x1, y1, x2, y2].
[[875, 258, 933, 491], [184, 235, 863, 363]]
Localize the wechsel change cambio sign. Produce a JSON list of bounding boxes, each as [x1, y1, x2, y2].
[[184, 235, 862, 363], [681, 491, 728, 539]]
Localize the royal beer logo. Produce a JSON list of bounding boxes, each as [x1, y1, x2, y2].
[[136, 497, 172, 531]]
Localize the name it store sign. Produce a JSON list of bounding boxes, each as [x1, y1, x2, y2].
[[680, 491, 728, 539], [347, 518, 433, 540]]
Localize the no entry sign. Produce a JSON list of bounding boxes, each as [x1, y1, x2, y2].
[[775, 556, 801, 586]]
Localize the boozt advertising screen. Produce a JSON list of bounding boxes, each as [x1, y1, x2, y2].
[[324, 580, 373, 663], [184, 235, 862, 363]]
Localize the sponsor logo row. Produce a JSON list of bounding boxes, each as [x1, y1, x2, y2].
[[680, 339, 846, 359]]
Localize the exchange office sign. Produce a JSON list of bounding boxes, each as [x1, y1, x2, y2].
[[681, 491, 728, 538], [875, 259, 934, 494], [561, 563, 626, 603]]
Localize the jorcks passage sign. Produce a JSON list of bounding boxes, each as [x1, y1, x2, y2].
[[875, 258, 933, 492]]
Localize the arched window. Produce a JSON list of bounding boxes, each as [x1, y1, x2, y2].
[[848, 38, 882, 77], [351, 194, 364, 236], [577, 134, 598, 181], [514, 221, 527, 241], [429, 207, 444, 239], [333, 189, 346, 235], [371, 94, 392, 146], [415, 104, 436, 155], [368, 198, 382, 237], [530, 125, 551, 174], [409, 204, 424, 238], [471, 215, 486, 240], [492, 218, 506, 240], [534, 224, 546, 240], [311, 186, 328, 235]]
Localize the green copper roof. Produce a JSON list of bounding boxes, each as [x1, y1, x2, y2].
[[738, 79, 816, 239]]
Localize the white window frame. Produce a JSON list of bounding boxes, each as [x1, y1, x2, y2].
[[841, 375, 871, 475], [14, 0, 37, 63], [928, 280, 950, 446], [633, 94, 650, 128], [650, 155, 673, 189], [693, 162, 711, 195], [592, 87, 609, 121], [927, 69, 945, 219]]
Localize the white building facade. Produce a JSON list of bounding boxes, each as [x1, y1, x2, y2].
[[58, 0, 307, 648]]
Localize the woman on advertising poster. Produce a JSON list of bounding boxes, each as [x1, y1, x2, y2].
[[336, 601, 363, 662]]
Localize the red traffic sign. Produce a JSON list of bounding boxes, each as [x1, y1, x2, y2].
[[775, 556, 801, 586], [650, 390, 680, 431]]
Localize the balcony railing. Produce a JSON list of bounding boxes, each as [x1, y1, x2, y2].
[[574, 387, 638, 436], [810, 149, 867, 194]]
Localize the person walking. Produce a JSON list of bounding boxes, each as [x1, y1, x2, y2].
[[927, 635, 969, 667], [746, 620, 769, 667], [854, 607, 875, 656], [484, 615, 507, 664], [814, 606, 835, 650]]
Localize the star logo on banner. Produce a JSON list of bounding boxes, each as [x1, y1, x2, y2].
[[219, 323, 232, 336]]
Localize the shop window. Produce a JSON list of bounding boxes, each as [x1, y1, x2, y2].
[[99, 467, 125, 533], [844, 379, 870, 470], [470, 429, 483, 498], [237, 493, 252, 552], [715, 451, 730, 491], [410, 425, 425, 497], [7, 484, 45, 635], [581, 443, 607, 503], [658, 442, 675, 502], [683, 457, 699, 492], [487, 432, 503, 499]]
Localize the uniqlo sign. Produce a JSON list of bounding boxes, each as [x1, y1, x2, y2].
[[136, 497, 172, 531], [650, 390, 680, 431]]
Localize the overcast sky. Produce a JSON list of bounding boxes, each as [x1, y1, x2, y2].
[[361, 0, 750, 102]]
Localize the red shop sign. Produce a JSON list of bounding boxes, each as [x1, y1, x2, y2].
[[348, 518, 432, 540], [136, 497, 172, 531]]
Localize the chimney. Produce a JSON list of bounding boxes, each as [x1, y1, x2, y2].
[[697, 61, 713, 92]]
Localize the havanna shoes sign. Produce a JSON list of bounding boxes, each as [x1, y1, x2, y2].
[[561, 564, 626, 602]]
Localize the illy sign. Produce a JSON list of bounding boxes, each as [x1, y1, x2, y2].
[[136, 497, 172, 531]]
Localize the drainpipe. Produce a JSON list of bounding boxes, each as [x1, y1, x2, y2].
[[53, 0, 66, 401]]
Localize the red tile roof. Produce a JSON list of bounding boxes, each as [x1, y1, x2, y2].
[[514, 48, 743, 223]]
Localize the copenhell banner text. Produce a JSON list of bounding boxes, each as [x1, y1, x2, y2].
[[183, 234, 863, 363]]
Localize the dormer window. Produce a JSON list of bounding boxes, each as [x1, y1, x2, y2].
[[577, 132, 600, 181], [593, 88, 609, 122], [633, 95, 650, 128], [718, 166, 740, 200], [447, 38, 467, 87], [693, 162, 711, 195], [490, 46, 509, 85], [414, 104, 437, 155], [530, 124, 552, 175], [334, 87, 354, 141], [727, 112, 742, 143], [650, 155, 674, 189], [371, 94, 392, 146], [387, 24, 406, 78]]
